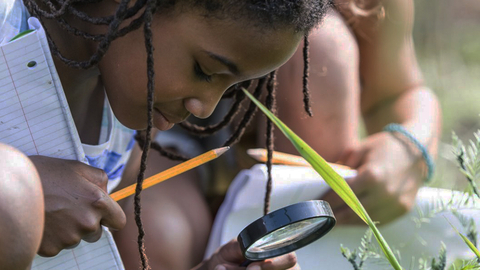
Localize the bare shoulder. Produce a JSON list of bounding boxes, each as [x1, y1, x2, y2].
[[309, 8, 358, 60], [333, 0, 422, 112], [333, 0, 415, 41], [286, 8, 359, 79]]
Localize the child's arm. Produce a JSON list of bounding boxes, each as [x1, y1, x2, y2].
[[323, 0, 441, 224], [320, 0, 440, 224], [28, 155, 126, 256], [0, 144, 43, 270], [265, 0, 440, 225]]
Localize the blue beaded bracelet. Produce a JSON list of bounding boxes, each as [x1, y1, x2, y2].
[[383, 123, 435, 183]]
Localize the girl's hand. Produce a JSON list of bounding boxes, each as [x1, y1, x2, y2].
[[321, 132, 424, 225], [29, 156, 126, 257], [195, 240, 299, 270]]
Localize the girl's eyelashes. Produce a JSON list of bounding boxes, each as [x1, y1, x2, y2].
[[194, 61, 213, 83]]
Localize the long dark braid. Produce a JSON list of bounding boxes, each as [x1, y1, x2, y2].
[[263, 71, 277, 215], [23, 0, 327, 268], [132, 0, 157, 268], [223, 78, 267, 147], [135, 132, 189, 161], [302, 34, 313, 117], [179, 85, 248, 137], [261, 36, 313, 214]]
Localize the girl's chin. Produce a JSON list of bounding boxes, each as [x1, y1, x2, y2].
[[116, 114, 174, 131], [153, 109, 175, 131]]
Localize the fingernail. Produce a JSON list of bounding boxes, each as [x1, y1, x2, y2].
[[214, 265, 226, 270], [247, 265, 261, 270]]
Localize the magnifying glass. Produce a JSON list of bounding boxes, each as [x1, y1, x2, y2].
[[237, 200, 335, 265]]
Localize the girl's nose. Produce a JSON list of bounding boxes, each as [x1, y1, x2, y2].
[[183, 91, 224, 119]]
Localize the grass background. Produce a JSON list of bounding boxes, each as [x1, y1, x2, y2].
[[413, 0, 480, 190]]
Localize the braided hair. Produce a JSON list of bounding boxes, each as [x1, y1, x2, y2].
[[23, 0, 329, 268]]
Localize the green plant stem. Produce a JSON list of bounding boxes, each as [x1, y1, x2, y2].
[[447, 218, 480, 261]]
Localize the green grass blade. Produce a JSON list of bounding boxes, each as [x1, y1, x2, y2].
[[9, 29, 35, 42], [243, 88, 403, 270], [447, 218, 480, 259], [461, 234, 480, 260]]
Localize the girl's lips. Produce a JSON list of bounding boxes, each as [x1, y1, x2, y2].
[[153, 108, 175, 131]]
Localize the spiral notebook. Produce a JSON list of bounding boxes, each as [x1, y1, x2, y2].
[[0, 17, 124, 270]]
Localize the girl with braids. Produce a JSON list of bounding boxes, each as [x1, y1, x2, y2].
[[0, 0, 330, 269]]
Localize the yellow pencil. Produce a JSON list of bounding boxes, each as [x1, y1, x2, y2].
[[246, 148, 352, 171], [111, 146, 230, 202]]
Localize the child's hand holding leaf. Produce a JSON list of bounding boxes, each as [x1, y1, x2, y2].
[[322, 131, 424, 224]]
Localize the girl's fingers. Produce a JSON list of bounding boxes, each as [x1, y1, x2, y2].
[[365, 192, 413, 225], [320, 188, 345, 210], [337, 149, 352, 165], [320, 159, 374, 208], [214, 265, 243, 270], [332, 205, 363, 225], [337, 147, 367, 169], [287, 263, 302, 270], [331, 191, 370, 225], [320, 173, 365, 211], [247, 252, 297, 270], [81, 225, 103, 243], [218, 240, 245, 264], [212, 250, 298, 270]]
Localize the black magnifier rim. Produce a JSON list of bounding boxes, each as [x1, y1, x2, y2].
[[237, 200, 336, 261]]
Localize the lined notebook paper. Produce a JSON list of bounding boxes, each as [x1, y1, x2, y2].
[[0, 17, 124, 270], [31, 227, 123, 270], [0, 20, 84, 160]]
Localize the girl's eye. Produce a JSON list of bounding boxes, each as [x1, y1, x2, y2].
[[194, 61, 213, 83]]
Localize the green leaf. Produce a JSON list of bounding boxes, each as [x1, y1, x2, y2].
[[447, 218, 480, 260], [242, 88, 404, 270], [9, 29, 35, 42]]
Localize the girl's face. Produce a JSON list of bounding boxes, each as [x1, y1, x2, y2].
[[97, 7, 303, 131]]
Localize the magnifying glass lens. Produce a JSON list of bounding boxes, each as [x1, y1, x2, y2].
[[247, 217, 328, 254], [238, 200, 336, 261]]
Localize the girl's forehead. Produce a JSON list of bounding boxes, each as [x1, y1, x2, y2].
[[161, 11, 302, 77], [190, 15, 302, 77]]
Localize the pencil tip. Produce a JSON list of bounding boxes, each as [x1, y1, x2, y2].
[[216, 146, 230, 156], [246, 148, 262, 156]]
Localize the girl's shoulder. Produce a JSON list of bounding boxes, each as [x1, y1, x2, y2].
[[333, 0, 414, 42], [0, 0, 30, 44]]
